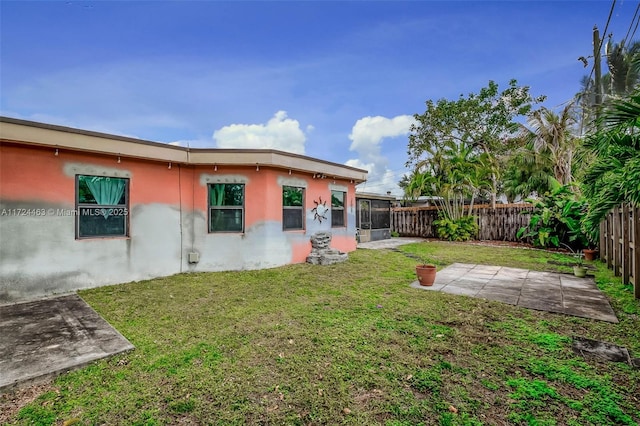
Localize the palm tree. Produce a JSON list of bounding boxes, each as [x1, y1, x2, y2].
[[519, 103, 580, 186], [605, 39, 640, 96], [581, 89, 640, 238], [502, 146, 555, 202], [404, 141, 491, 219], [577, 39, 640, 133]]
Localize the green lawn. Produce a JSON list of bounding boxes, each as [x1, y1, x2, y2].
[[6, 241, 640, 425]]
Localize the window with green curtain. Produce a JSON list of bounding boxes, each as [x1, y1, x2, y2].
[[76, 175, 129, 238], [283, 186, 304, 230], [209, 183, 244, 232], [331, 190, 346, 228]]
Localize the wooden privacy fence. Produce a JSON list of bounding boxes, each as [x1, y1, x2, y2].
[[600, 204, 640, 299], [391, 204, 534, 242]]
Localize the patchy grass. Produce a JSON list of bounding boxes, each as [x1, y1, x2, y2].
[[4, 241, 640, 425]]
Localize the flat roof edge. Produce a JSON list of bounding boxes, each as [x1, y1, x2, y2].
[[0, 116, 368, 181]]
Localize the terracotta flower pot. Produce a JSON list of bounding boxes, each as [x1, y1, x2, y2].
[[583, 249, 598, 261], [416, 264, 437, 286]]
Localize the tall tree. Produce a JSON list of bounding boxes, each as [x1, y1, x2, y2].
[[605, 39, 640, 96], [519, 103, 580, 186], [581, 89, 640, 238], [502, 145, 555, 202], [578, 39, 640, 133], [404, 140, 489, 220], [407, 80, 545, 207]]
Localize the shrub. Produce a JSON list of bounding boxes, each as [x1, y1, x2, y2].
[[516, 182, 588, 250], [434, 215, 478, 241]]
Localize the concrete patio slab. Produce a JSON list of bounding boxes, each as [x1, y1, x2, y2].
[[0, 294, 134, 393], [484, 280, 524, 290], [475, 291, 520, 305], [411, 263, 618, 323], [518, 298, 565, 313], [357, 237, 426, 250]]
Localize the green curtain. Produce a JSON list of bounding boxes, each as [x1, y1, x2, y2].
[[82, 176, 125, 218]]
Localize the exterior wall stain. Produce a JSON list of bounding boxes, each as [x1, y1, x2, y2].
[[0, 141, 362, 303]]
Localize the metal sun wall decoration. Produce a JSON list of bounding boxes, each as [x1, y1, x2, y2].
[[312, 196, 329, 223]]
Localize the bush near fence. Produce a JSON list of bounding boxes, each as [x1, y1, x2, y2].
[[391, 204, 534, 242]]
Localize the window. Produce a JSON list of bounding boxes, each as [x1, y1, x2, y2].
[[283, 186, 304, 230], [358, 200, 371, 229], [331, 190, 346, 227], [371, 199, 391, 229], [209, 184, 244, 232], [76, 175, 129, 238]]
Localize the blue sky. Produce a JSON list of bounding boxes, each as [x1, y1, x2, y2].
[[1, 1, 636, 194]]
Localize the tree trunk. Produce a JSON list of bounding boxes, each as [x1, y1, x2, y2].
[[490, 173, 497, 209]]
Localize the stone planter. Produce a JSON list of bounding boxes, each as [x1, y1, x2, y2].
[[306, 232, 348, 265], [416, 264, 437, 286]]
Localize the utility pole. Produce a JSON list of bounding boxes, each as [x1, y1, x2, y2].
[[593, 25, 602, 119]]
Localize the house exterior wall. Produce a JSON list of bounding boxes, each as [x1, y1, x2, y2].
[[0, 142, 358, 303]]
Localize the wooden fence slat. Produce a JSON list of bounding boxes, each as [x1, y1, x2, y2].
[[600, 220, 606, 261], [599, 204, 640, 300], [608, 212, 614, 268], [622, 204, 630, 285], [631, 206, 640, 299], [391, 204, 534, 242], [612, 207, 622, 276]]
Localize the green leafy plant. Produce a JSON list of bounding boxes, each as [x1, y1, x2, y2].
[[433, 214, 478, 241], [581, 89, 640, 243], [516, 180, 589, 250]]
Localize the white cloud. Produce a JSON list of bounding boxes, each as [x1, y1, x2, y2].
[[346, 114, 415, 196], [345, 158, 374, 172], [348, 115, 415, 158], [213, 111, 307, 154]]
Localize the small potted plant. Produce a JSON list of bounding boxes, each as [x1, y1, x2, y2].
[[573, 252, 587, 278], [581, 221, 599, 261], [582, 246, 598, 261], [582, 247, 598, 261], [416, 263, 437, 286]]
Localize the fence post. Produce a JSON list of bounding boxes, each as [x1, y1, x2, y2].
[[634, 205, 640, 299], [593, 205, 640, 300], [612, 207, 622, 277], [608, 212, 613, 267], [599, 220, 606, 260], [622, 204, 630, 285]]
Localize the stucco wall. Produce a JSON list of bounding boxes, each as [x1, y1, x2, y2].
[[0, 143, 357, 303]]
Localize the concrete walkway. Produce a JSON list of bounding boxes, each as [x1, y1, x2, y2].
[[0, 294, 134, 393], [411, 263, 618, 323], [357, 237, 426, 249]]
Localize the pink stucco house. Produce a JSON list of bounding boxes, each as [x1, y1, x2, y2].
[[0, 117, 367, 303]]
